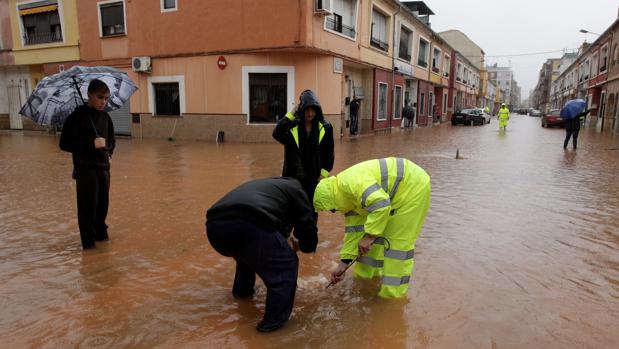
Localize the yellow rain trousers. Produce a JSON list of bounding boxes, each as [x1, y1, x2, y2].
[[498, 107, 510, 129], [314, 157, 431, 298]]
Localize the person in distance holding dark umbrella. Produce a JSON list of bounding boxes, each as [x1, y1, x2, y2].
[[59, 79, 115, 249]]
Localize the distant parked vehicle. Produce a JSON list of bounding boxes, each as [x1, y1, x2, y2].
[[530, 109, 542, 117], [451, 108, 490, 126], [541, 109, 565, 128]]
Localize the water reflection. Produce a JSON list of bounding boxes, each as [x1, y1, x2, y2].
[[0, 116, 618, 348]]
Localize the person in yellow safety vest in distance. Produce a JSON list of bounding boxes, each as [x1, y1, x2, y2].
[[313, 157, 431, 298], [498, 103, 510, 131], [484, 106, 490, 115]]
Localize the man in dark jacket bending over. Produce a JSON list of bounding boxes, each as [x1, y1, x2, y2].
[[205, 177, 318, 333]]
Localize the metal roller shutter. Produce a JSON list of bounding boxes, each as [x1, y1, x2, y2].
[[109, 101, 131, 135]]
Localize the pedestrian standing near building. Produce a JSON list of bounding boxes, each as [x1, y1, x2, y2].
[[59, 79, 115, 249], [564, 108, 594, 150], [498, 103, 510, 131], [205, 177, 318, 332], [349, 96, 360, 135], [272, 90, 335, 204], [402, 100, 414, 128], [313, 157, 431, 298]]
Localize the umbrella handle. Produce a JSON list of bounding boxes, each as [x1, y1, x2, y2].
[[73, 76, 101, 138], [72, 76, 85, 105]]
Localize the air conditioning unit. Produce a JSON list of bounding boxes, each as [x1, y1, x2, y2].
[[315, 0, 333, 14], [132, 56, 151, 73]]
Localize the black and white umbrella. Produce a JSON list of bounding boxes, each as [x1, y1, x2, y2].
[[19, 65, 138, 127]]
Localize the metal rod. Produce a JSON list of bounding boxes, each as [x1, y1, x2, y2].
[[325, 256, 358, 289]]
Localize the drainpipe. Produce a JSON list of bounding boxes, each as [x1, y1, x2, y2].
[[390, 4, 401, 133]]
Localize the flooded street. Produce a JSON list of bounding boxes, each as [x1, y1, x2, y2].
[[1, 115, 618, 348]]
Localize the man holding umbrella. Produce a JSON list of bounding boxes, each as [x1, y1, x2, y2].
[[59, 80, 115, 249], [561, 99, 595, 150]]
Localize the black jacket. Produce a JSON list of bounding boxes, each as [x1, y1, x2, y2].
[[565, 109, 592, 131], [272, 90, 334, 195], [59, 104, 115, 169], [403, 105, 415, 120], [206, 177, 318, 253]]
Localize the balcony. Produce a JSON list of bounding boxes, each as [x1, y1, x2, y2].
[[370, 37, 389, 52], [417, 60, 428, 68], [24, 31, 63, 45], [444, 72, 449, 77], [432, 66, 439, 73], [398, 51, 411, 62], [325, 16, 356, 39]]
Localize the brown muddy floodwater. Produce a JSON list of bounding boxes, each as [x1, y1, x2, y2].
[[1, 115, 618, 348]]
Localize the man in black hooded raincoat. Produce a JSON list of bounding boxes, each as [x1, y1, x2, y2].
[[272, 90, 335, 204]]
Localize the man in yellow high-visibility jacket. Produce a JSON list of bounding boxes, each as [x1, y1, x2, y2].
[[498, 103, 510, 131], [313, 157, 431, 298]]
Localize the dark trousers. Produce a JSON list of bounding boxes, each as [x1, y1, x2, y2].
[[350, 114, 358, 135], [75, 167, 110, 248], [206, 219, 298, 327], [564, 128, 580, 149]]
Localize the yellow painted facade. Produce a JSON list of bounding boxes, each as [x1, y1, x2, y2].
[[9, 0, 80, 65]]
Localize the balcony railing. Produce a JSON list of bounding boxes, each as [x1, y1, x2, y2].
[[325, 16, 356, 39], [370, 37, 389, 52], [398, 52, 411, 61], [24, 31, 63, 45], [432, 66, 439, 73], [417, 60, 427, 68]]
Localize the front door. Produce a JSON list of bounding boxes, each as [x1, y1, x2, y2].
[[7, 82, 23, 130]]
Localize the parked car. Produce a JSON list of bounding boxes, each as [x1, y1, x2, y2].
[[451, 108, 490, 126], [541, 109, 565, 128], [530, 109, 542, 117]]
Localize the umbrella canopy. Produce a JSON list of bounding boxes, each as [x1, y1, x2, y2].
[[560, 99, 587, 120], [19, 66, 138, 127]]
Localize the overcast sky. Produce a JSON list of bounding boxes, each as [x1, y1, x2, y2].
[[426, 0, 619, 101]]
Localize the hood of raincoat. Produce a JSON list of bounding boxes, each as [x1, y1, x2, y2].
[[313, 176, 337, 211], [297, 90, 325, 123]]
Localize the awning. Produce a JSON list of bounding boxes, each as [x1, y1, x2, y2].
[[19, 4, 57, 16]]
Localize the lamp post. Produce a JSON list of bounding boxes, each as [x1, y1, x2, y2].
[[579, 29, 601, 36]]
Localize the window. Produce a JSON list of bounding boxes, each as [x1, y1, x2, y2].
[[579, 64, 584, 82], [98, 1, 126, 37], [419, 92, 425, 115], [370, 9, 388, 51], [398, 26, 412, 61], [154, 83, 180, 116], [417, 38, 428, 67], [377, 83, 388, 120], [584, 59, 590, 80], [591, 53, 598, 77], [325, 0, 357, 39], [18, 1, 62, 45], [248, 73, 287, 123], [600, 45, 608, 72], [432, 48, 440, 73], [161, 0, 177, 12], [444, 55, 450, 77], [443, 92, 448, 113], [463, 67, 468, 84], [394, 85, 402, 119], [456, 63, 462, 81]]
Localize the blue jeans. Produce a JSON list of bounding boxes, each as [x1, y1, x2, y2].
[[206, 219, 298, 327]]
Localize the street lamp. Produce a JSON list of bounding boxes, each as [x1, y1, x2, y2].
[[579, 29, 601, 36]]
